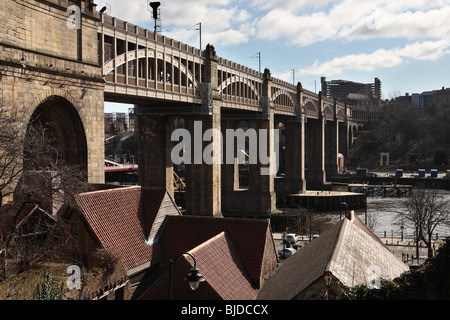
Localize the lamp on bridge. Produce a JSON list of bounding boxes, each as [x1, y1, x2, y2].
[[149, 2, 161, 33]]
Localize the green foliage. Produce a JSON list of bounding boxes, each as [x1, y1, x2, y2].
[[350, 106, 450, 165], [34, 272, 64, 300], [339, 239, 450, 300], [338, 278, 402, 300]]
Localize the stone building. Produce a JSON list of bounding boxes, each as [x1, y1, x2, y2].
[[257, 211, 409, 300], [0, 0, 105, 202], [428, 87, 450, 108]]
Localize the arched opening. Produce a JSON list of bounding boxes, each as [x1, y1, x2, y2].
[[171, 117, 187, 209], [236, 120, 250, 189], [18, 96, 88, 213], [24, 96, 87, 171], [171, 117, 186, 188]]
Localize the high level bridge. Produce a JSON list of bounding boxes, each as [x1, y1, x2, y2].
[[0, 0, 376, 217]]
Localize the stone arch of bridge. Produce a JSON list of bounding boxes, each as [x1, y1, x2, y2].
[[25, 95, 88, 173]]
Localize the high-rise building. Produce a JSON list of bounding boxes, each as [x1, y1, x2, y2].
[[321, 77, 382, 107]]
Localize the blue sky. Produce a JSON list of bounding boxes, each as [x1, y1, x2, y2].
[[100, 0, 450, 113]]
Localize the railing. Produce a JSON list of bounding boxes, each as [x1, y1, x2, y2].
[[217, 57, 263, 110], [99, 14, 352, 121]]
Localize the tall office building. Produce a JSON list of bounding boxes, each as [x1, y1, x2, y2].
[[321, 77, 382, 107]]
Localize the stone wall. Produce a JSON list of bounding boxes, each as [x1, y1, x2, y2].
[[0, 0, 105, 194]]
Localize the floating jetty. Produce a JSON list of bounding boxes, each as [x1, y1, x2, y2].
[[347, 183, 413, 197], [283, 190, 366, 212]]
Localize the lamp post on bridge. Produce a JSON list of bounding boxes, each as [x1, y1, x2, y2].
[[168, 252, 205, 300]]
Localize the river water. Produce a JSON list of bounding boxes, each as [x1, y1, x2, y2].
[[354, 189, 450, 239]]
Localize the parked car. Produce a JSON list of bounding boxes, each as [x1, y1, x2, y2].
[[284, 233, 298, 244], [278, 248, 297, 259]]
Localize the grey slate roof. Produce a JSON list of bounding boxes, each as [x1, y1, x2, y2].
[[257, 212, 409, 300]]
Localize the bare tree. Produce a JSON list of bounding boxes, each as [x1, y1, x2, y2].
[[395, 187, 450, 258], [0, 98, 93, 278], [366, 211, 378, 232], [0, 97, 28, 205]]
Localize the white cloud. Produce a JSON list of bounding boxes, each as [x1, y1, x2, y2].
[[299, 40, 450, 76], [255, 0, 450, 46], [97, 0, 450, 78], [96, 0, 254, 47], [250, 0, 338, 12]]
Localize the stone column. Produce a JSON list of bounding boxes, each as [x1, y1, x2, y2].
[[138, 115, 174, 197], [184, 44, 222, 217], [306, 92, 326, 189], [246, 113, 277, 215], [325, 98, 339, 179], [280, 83, 306, 195], [220, 118, 238, 214], [246, 69, 276, 215], [339, 102, 349, 158]]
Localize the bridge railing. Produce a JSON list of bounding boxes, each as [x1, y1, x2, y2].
[[100, 14, 204, 103], [271, 78, 297, 115], [217, 57, 263, 110], [99, 14, 353, 121]]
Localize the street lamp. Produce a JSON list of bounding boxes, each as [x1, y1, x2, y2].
[[169, 252, 205, 299]]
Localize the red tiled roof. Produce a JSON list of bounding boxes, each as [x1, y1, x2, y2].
[[139, 231, 260, 300], [73, 186, 175, 272], [159, 215, 273, 287], [184, 232, 259, 300]]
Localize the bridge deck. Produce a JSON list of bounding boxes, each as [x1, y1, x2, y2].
[[98, 14, 352, 122]]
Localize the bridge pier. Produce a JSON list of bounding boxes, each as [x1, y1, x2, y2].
[[274, 83, 306, 198], [137, 115, 174, 197], [220, 114, 277, 216], [305, 117, 326, 189], [325, 99, 339, 180], [184, 111, 222, 217], [339, 105, 350, 160], [221, 73, 277, 216], [279, 120, 306, 195]]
